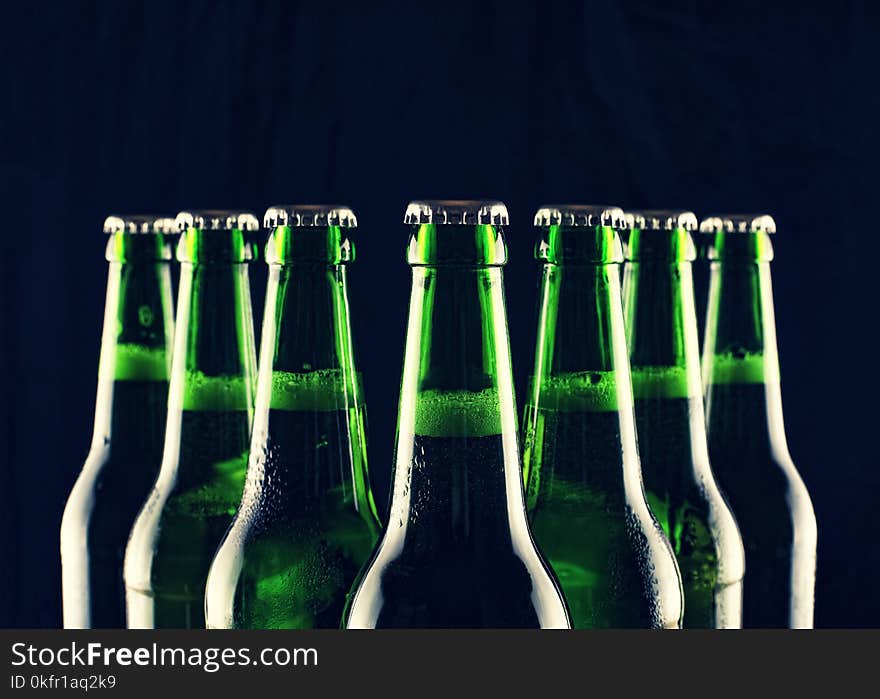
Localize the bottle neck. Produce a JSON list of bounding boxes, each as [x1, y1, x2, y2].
[[261, 263, 357, 378], [388, 264, 524, 534], [247, 261, 375, 522], [162, 228, 257, 444], [525, 260, 641, 500], [702, 232, 788, 454], [169, 261, 256, 417], [622, 250, 711, 476], [261, 224, 359, 378], [91, 233, 174, 448], [623, 259, 704, 401], [531, 223, 631, 381]]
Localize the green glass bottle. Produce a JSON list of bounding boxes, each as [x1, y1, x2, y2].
[[700, 214, 817, 628], [60, 215, 176, 628], [523, 205, 683, 629], [124, 210, 258, 629], [622, 209, 744, 628], [345, 200, 569, 629], [205, 205, 380, 629]]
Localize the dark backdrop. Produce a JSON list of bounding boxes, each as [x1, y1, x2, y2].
[[1, 0, 876, 628]]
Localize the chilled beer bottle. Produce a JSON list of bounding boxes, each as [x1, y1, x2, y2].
[[60, 215, 175, 629], [205, 205, 380, 629], [622, 209, 744, 628], [345, 200, 569, 629], [523, 205, 683, 629], [700, 214, 817, 628], [124, 210, 258, 628]]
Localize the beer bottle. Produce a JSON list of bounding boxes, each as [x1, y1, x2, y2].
[[205, 205, 380, 629], [124, 210, 258, 628], [345, 200, 569, 628], [622, 209, 744, 628], [700, 214, 817, 628], [60, 215, 176, 629], [523, 205, 683, 629]]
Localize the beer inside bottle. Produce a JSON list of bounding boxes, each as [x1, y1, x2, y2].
[[60, 216, 175, 629], [205, 206, 380, 629], [523, 205, 683, 629], [622, 210, 744, 629], [124, 211, 258, 629], [701, 214, 817, 628], [345, 200, 569, 629]]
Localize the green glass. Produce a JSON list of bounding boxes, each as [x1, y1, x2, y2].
[[622, 212, 744, 628], [60, 217, 175, 628], [523, 206, 683, 629], [205, 206, 380, 629], [124, 212, 258, 629], [345, 201, 570, 628], [701, 216, 817, 628]]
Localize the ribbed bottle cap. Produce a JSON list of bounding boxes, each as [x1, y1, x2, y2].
[[103, 215, 178, 234], [404, 200, 509, 226], [699, 214, 776, 234], [263, 205, 357, 229], [625, 209, 698, 231], [533, 205, 627, 229], [175, 210, 260, 232]]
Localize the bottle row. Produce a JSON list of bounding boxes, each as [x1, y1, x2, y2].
[[59, 201, 817, 630]]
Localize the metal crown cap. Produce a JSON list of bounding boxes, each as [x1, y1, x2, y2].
[[534, 205, 627, 229], [103, 215, 178, 234], [699, 214, 776, 234], [175, 210, 260, 232], [625, 209, 698, 231], [263, 205, 357, 229], [404, 200, 509, 226]]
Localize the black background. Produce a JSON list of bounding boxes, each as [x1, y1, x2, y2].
[[1, 1, 876, 628]]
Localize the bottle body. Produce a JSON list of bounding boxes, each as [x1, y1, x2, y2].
[[703, 233, 816, 628], [352, 392, 561, 628], [206, 235, 379, 628], [125, 223, 256, 628], [632, 388, 743, 628], [346, 216, 569, 628], [61, 232, 173, 628], [523, 219, 683, 629], [623, 225, 744, 628]]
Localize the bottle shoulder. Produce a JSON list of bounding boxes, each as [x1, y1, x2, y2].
[[207, 500, 380, 629], [66, 446, 112, 491], [62, 448, 162, 539], [711, 440, 812, 498], [646, 454, 744, 530], [774, 452, 818, 534], [61, 446, 115, 524], [218, 493, 380, 546], [346, 526, 569, 628], [709, 441, 816, 557]]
